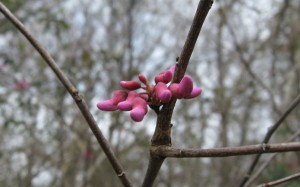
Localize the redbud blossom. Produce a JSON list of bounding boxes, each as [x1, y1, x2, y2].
[[14, 80, 30, 90], [96, 65, 202, 122], [184, 87, 202, 99], [139, 93, 149, 101], [169, 76, 200, 99], [97, 100, 117, 111], [120, 81, 141, 90], [168, 83, 180, 98], [154, 82, 172, 103], [154, 70, 173, 83], [178, 75, 193, 98], [97, 90, 127, 111], [130, 97, 148, 122], [82, 150, 94, 160], [117, 91, 138, 111], [138, 74, 148, 85]]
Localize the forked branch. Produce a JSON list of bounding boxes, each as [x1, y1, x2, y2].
[[142, 0, 213, 186]]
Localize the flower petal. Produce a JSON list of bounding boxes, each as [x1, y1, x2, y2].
[[117, 91, 138, 111], [97, 100, 118, 111], [184, 87, 202, 99], [155, 82, 172, 103], [154, 69, 173, 84], [138, 74, 148, 85], [178, 75, 193, 98], [130, 97, 148, 122], [130, 108, 146, 122], [120, 81, 141, 90], [168, 83, 181, 98], [111, 90, 128, 105]]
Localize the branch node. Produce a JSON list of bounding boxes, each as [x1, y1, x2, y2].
[[70, 87, 82, 102], [118, 172, 125, 177]]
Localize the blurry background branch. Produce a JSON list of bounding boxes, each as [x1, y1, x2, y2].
[[245, 129, 300, 187], [256, 172, 300, 187], [240, 94, 300, 186]]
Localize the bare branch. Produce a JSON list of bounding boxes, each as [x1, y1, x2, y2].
[[142, 0, 213, 186], [172, 0, 213, 83], [239, 94, 300, 187], [256, 172, 300, 187], [0, 2, 133, 187], [152, 142, 300, 158]]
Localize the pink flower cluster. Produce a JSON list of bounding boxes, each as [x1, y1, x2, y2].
[[14, 80, 30, 90], [0, 64, 4, 71], [97, 66, 202, 122]]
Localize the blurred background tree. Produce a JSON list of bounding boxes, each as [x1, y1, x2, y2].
[[0, 0, 299, 186]]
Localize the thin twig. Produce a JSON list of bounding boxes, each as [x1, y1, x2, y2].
[[244, 129, 300, 187], [256, 172, 300, 187], [0, 2, 133, 187], [142, 0, 213, 186], [152, 142, 300, 158], [173, 0, 213, 83], [239, 94, 300, 187]]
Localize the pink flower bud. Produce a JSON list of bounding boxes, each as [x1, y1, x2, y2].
[[120, 81, 141, 90], [138, 74, 148, 85], [169, 76, 200, 99], [14, 80, 30, 90], [154, 74, 164, 83], [155, 70, 173, 83], [154, 82, 172, 103], [184, 87, 202, 99], [139, 93, 149, 101], [97, 100, 118, 111], [178, 75, 193, 98], [97, 90, 127, 111], [130, 97, 148, 122], [168, 83, 180, 98], [117, 91, 138, 111], [111, 90, 128, 104], [82, 150, 94, 160]]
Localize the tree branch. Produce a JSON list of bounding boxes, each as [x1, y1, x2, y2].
[[0, 3, 133, 187], [239, 94, 300, 187], [173, 0, 214, 83], [152, 142, 300, 158], [256, 172, 300, 187], [142, 0, 213, 186]]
